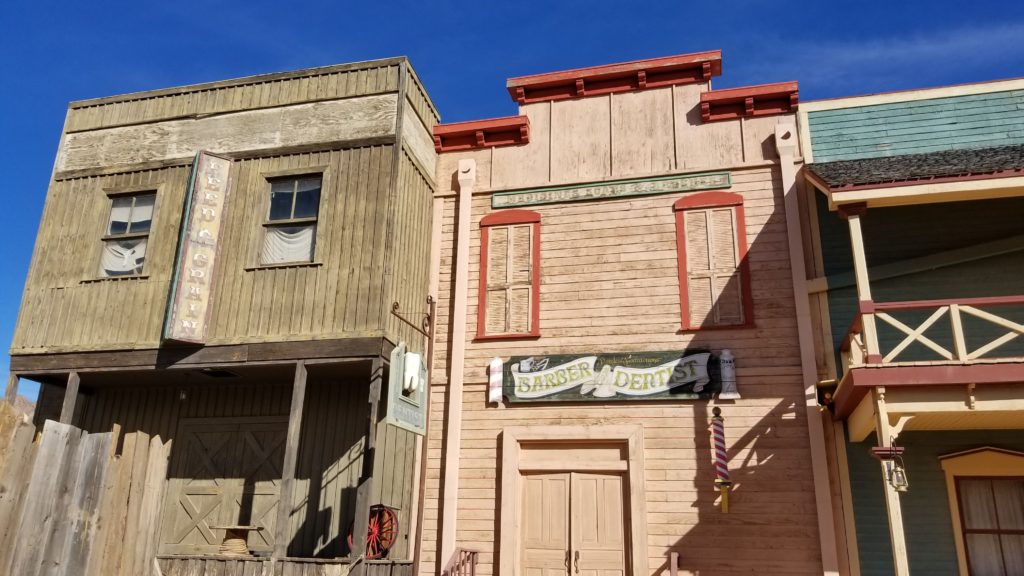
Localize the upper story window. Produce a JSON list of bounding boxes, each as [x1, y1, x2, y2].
[[99, 192, 155, 277], [261, 175, 322, 265], [674, 192, 753, 330], [477, 210, 541, 340]]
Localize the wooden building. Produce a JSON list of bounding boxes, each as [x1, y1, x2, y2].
[[8, 56, 440, 575], [798, 80, 1024, 575], [421, 51, 843, 576]]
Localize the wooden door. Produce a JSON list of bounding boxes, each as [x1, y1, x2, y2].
[[519, 472, 628, 576], [160, 418, 287, 554], [571, 473, 627, 576]]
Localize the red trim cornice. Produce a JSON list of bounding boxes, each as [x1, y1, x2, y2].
[[432, 115, 530, 153], [480, 209, 541, 227], [832, 362, 1024, 419], [506, 51, 722, 105], [700, 81, 799, 122]]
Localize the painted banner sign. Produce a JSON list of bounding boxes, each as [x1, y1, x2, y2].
[[503, 351, 718, 403], [163, 152, 232, 343], [492, 171, 730, 208]]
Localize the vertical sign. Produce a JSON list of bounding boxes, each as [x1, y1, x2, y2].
[[163, 151, 232, 343]]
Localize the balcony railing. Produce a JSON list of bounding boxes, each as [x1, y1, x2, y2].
[[842, 296, 1024, 371], [441, 548, 478, 576]]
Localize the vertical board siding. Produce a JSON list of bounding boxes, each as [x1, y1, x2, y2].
[[405, 71, 440, 131], [76, 378, 370, 558], [382, 150, 435, 354], [808, 90, 1024, 162], [12, 166, 190, 352], [66, 64, 402, 133], [420, 165, 823, 575]]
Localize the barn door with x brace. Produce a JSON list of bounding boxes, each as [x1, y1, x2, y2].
[[520, 472, 628, 576], [159, 417, 287, 555]]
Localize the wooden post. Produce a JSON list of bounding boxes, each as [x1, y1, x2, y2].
[[351, 357, 384, 575], [840, 204, 881, 361], [4, 373, 18, 401], [59, 371, 80, 425], [873, 387, 911, 576], [273, 361, 307, 558]]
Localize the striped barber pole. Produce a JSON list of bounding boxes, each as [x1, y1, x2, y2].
[[711, 406, 732, 512]]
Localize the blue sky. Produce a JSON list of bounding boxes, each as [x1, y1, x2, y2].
[[3, 0, 1024, 400]]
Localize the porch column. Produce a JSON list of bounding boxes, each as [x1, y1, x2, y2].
[[59, 371, 80, 425], [872, 387, 910, 576], [839, 203, 881, 362], [351, 357, 384, 574], [274, 361, 308, 558], [5, 374, 18, 402]]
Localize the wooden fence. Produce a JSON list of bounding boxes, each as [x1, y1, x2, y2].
[[0, 400, 172, 576]]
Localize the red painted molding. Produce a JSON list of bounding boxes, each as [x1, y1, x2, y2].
[[673, 191, 743, 211], [872, 295, 1024, 311], [832, 362, 1024, 419], [433, 115, 530, 153], [480, 209, 541, 227], [476, 212, 542, 340], [837, 202, 868, 220], [699, 81, 799, 122], [673, 192, 754, 331], [506, 50, 722, 105]]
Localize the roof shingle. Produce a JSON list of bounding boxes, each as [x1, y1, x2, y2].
[[807, 145, 1024, 189]]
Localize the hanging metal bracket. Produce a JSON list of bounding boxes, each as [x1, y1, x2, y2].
[[391, 296, 433, 337]]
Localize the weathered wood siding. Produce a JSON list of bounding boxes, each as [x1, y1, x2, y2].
[[13, 58, 439, 356], [66, 60, 402, 134], [13, 166, 189, 353], [75, 379, 371, 558], [807, 89, 1024, 162], [422, 88, 822, 574]]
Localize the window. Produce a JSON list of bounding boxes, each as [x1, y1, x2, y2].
[[477, 210, 541, 339], [674, 191, 753, 330], [99, 192, 155, 277], [956, 477, 1024, 575], [261, 175, 322, 265]]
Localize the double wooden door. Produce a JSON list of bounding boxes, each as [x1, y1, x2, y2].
[[520, 472, 628, 576], [160, 418, 288, 554]]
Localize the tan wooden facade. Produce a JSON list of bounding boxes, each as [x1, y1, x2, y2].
[[421, 56, 837, 576], [10, 57, 439, 570]]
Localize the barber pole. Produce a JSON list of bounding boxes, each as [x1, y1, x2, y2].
[[711, 406, 732, 512], [488, 357, 504, 405]]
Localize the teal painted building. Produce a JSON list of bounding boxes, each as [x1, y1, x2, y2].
[[799, 79, 1024, 575]]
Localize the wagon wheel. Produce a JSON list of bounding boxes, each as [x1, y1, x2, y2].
[[347, 505, 398, 559]]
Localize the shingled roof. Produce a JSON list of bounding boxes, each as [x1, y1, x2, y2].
[[807, 144, 1024, 190]]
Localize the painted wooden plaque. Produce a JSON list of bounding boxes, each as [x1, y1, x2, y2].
[[163, 151, 232, 343], [384, 343, 428, 435], [491, 171, 730, 208], [502, 350, 719, 403]]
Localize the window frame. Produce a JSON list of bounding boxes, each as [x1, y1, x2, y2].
[[673, 191, 754, 331], [476, 209, 542, 341], [97, 188, 159, 279], [940, 447, 1024, 576], [258, 171, 325, 266]]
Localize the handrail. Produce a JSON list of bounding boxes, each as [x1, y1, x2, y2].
[[872, 295, 1024, 311], [841, 295, 1024, 368], [441, 548, 478, 576]]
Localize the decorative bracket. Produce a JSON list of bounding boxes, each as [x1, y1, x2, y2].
[[391, 297, 433, 337]]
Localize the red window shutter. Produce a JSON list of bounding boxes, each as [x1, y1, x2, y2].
[[675, 192, 751, 330], [478, 210, 541, 339]]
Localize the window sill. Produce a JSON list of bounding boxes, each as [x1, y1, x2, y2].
[[474, 332, 541, 342], [244, 261, 323, 271], [81, 274, 150, 284], [677, 322, 755, 333]]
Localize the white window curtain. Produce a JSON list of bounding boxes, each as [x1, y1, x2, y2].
[[131, 194, 155, 231], [108, 197, 133, 234], [960, 478, 1024, 576], [100, 238, 147, 276], [261, 225, 315, 264]]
